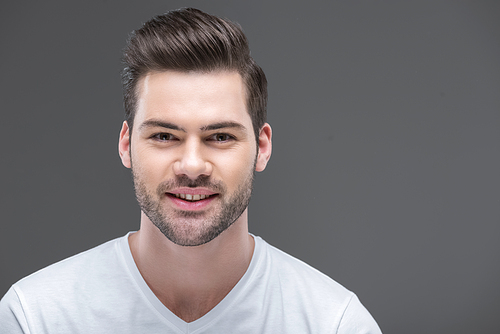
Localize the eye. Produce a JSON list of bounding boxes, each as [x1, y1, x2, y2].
[[210, 133, 234, 142], [153, 133, 175, 141]]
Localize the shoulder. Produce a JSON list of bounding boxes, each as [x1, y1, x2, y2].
[[18, 235, 123, 287], [9, 234, 129, 307], [254, 237, 382, 333], [259, 237, 353, 299], [0, 233, 150, 333]]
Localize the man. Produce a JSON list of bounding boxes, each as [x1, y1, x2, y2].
[[0, 8, 382, 333]]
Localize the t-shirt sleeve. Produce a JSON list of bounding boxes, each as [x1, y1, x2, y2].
[[0, 286, 31, 334], [337, 294, 383, 334]]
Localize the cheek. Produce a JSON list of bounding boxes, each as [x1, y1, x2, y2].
[[132, 148, 174, 183], [214, 147, 256, 184]]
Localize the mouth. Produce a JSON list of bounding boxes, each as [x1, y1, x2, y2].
[[171, 193, 217, 202], [166, 188, 219, 210]]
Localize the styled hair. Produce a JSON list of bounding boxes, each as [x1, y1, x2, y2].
[[122, 7, 267, 139]]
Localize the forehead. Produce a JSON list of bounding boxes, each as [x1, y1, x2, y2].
[[134, 70, 250, 129]]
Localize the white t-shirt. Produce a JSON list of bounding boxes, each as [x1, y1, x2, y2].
[[0, 233, 382, 333]]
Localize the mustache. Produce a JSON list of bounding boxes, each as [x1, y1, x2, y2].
[[156, 175, 226, 194]]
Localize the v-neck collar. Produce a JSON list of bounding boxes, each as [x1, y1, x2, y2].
[[118, 232, 263, 333]]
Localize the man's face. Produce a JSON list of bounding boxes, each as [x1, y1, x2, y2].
[[119, 71, 270, 246]]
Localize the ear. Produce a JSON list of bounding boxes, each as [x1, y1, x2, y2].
[[118, 121, 131, 169], [255, 123, 272, 172]]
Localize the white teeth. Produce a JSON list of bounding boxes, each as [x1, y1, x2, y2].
[[174, 193, 210, 201]]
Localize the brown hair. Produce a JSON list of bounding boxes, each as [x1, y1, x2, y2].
[[122, 7, 267, 139]]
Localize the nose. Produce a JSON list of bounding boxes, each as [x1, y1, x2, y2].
[[173, 138, 212, 180]]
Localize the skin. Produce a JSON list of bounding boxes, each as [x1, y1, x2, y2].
[[118, 70, 272, 322]]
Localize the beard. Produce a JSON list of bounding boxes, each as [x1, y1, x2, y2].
[[132, 165, 255, 247]]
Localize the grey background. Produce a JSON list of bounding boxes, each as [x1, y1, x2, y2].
[[1, 1, 499, 333]]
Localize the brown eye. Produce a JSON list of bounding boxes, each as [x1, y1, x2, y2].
[[155, 133, 174, 141], [216, 134, 229, 141]]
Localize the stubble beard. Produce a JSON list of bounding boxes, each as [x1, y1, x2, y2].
[[132, 166, 255, 247]]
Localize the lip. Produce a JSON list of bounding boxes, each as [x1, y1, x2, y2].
[[168, 187, 217, 196], [167, 193, 217, 211], [166, 188, 218, 211]]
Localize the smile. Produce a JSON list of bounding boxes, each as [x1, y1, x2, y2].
[[173, 194, 214, 201]]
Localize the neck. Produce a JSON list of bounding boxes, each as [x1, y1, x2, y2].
[[128, 210, 254, 322]]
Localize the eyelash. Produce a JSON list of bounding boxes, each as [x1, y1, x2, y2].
[[150, 133, 235, 142], [152, 133, 176, 141], [208, 133, 235, 142]]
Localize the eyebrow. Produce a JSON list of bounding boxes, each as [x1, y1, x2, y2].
[[200, 121, 246, 132], [139, 119, 246, 132], [139, 119, 186, 132]]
